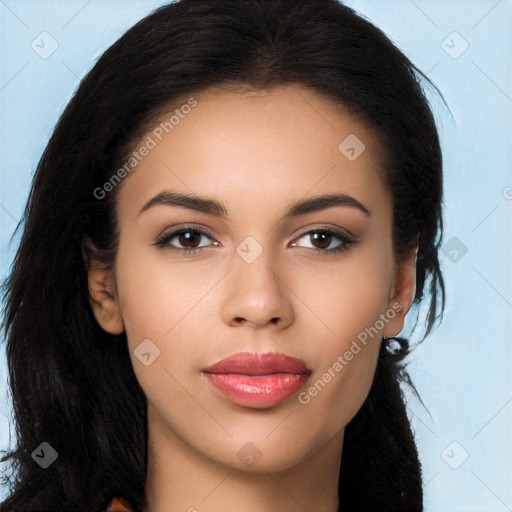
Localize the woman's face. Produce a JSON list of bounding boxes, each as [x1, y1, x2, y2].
[[89, 84, 415, 473]]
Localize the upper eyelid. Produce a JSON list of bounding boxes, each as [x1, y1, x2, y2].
[[155, 226, 216, 245]]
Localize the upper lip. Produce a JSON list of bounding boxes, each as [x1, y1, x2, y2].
[[202, 352, 312, 376]]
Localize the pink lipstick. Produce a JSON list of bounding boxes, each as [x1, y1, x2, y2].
[[201, 352, 312, 407]]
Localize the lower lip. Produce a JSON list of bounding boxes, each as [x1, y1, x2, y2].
[[203, 373, 310, 407]]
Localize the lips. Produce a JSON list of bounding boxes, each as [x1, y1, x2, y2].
[[201, 352, 312, 408]]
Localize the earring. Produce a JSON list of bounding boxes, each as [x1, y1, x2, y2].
[[382, 336, 403, 356]]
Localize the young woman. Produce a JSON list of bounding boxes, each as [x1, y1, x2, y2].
[[0, 0, 445, 510]]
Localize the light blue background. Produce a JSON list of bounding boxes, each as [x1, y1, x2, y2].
[[1, 1, 511, 510]]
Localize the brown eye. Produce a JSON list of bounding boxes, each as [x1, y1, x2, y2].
[[309, 232, 332, 250], [177, 231, 202, 248], [291, 229, 353, 254], [154, 227, 217, 252]]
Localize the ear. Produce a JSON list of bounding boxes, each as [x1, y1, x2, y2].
[[382, 242, 418, 338], [83, 239, 124, 335]]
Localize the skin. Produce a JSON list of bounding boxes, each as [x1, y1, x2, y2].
[[87, 84, 417, 512]]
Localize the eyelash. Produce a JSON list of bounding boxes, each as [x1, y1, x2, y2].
[[154, 226, 354, 255]]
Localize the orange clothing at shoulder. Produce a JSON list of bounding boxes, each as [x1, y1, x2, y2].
[[105, 496, 134, 511]]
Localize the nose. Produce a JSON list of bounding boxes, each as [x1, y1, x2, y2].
[[220, 247, 294, 330]]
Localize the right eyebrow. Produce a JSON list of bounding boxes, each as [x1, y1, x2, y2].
[[138, 191, 229, 218]]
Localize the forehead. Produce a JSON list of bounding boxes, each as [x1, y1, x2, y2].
[[116, 84, 391, 221]]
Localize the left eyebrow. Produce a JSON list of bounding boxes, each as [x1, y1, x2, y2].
[[283, 193, 371, 219], [137, 191, 371, 219]]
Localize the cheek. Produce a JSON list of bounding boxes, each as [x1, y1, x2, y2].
[[293, 243, 393, 347], [291, 247, 393, 431], [112, 243, 205, 373]]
